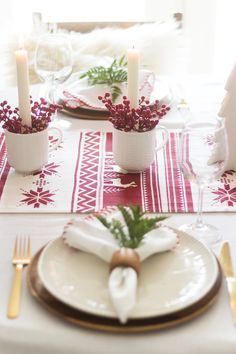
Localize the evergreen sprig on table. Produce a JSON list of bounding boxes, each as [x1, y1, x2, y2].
[[96, 205, 167, 249], [80, 56, 127, 102]]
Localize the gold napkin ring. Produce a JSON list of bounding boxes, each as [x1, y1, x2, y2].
[[110, 248, 140, 275]]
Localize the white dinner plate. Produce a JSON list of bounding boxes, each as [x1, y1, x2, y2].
[[59, 70, 172, 112], [37, 229, 219, 320]]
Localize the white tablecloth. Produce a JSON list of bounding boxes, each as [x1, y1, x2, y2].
[[1, 81, 236, 354]]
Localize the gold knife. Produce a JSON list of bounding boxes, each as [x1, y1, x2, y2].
[[219, 241, 236, 325]]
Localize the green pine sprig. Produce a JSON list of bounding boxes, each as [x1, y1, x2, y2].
[[96, 205, 167, 249], [80, 56, 127, 102]]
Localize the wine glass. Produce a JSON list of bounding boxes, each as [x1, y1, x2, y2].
[[178, 118, 228, 246], [35, 33, 73, 123]]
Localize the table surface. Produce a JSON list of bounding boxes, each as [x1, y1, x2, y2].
[[1, 81, 236, 354]]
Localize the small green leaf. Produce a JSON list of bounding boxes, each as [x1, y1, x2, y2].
[[96, 215, 111, 229], [80, 56, 127, 102]]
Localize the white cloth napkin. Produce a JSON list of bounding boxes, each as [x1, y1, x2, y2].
[[63, 210, 178, 323], [63, 69, 155, 110], [207, 125, 228, 166]]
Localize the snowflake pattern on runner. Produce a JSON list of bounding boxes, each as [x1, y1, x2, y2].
[[211, 170, 236, 207], [19, 143, 62, 208], [20, 187, 56, 208], [212, 184, 236, 207]]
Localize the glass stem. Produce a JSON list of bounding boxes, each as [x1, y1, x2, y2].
[[196, 183, 204, 229], [50, 83, 58, 105], [49, 82, 58, 122]]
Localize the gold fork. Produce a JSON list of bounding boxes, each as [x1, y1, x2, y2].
[[7, 236, 31, 319]]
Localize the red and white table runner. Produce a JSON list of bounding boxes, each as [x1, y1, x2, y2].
[[0, 130, 235, 213]]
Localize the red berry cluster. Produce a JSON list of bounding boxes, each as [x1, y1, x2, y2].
[[0, 98, 62, 134], [98, 93, 170, 132]]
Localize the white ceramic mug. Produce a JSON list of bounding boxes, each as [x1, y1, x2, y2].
[[112, 126, 169, 173], [5, 127, 62, 174]]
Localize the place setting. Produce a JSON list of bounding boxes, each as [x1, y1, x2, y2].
[[33, 33, 173, 122], [53, 50, 173, 121], [24, 205, 223, 332]]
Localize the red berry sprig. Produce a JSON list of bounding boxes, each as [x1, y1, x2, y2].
[[98, 93, 170, 132], [0, 98, 62, 134]]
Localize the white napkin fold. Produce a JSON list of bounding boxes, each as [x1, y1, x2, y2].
[[63, 70, 155, 110], [207, 125, 228, 166], [63, 210, 178, 323]]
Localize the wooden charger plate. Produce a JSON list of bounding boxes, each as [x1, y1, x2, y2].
[[60, 105, 110, 120], [27, 245, 222, 333], [58, 98, 110, 121]]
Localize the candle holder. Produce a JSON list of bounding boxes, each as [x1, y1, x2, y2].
[[98, 93, 170, 172], [0, 98, 62, 174]]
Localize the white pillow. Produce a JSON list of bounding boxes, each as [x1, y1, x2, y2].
[[1, 20, 180, 88], [70, 20, 180, 75]]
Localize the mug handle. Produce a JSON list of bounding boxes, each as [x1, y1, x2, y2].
[[155, 125, 169, 151], [48, 127, 63, 152]]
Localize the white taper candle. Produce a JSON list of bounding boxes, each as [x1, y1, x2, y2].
[[127, 47, 140, 109], [15, 41, 31, 127]]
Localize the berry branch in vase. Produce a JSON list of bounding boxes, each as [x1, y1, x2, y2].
[[98, 93, 170, 132], [0, 98, 62, 134]]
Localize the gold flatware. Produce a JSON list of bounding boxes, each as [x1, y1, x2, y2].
[[219, 241, 236, 325], [7, 236, 31, 319]]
